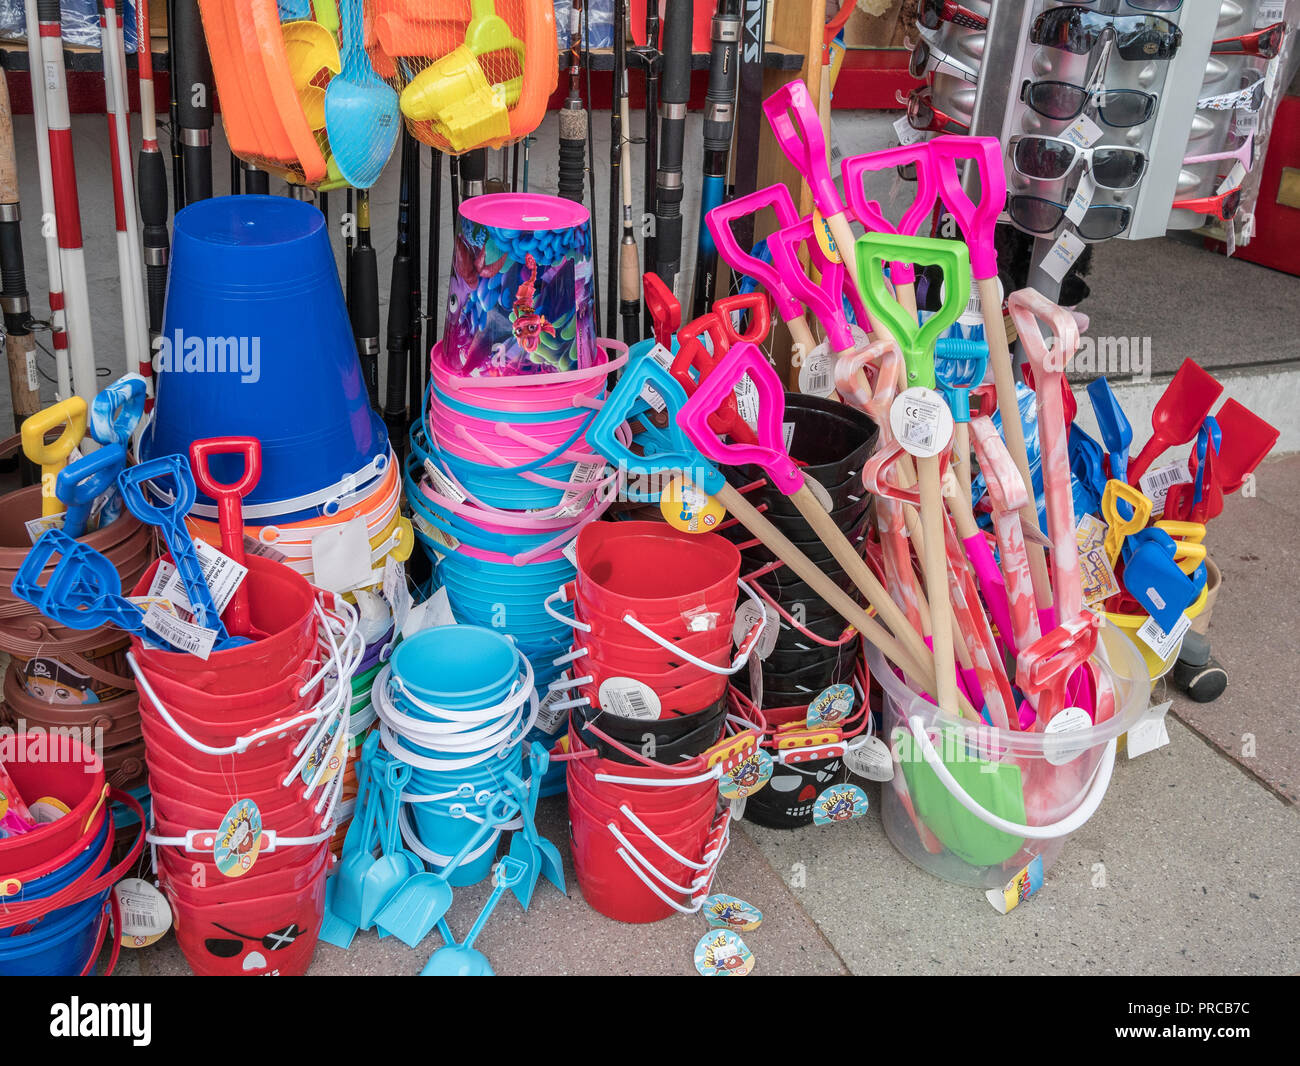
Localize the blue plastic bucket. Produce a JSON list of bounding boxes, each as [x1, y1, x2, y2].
[[390, 626, 519, 712], [5, 818, 110, 907], [144, 196, 388, 521], [429, 443, 576, 511], [0, 892, 108, 977], [408, 808, 503, 887]]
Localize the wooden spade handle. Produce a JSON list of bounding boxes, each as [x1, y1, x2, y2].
[[917, 455, 959, 714], [715, 481, 976, 721], [980, 275, 1053, 612]]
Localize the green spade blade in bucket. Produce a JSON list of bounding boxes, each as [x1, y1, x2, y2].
[[324, 0, 400, 189], [895, 723, 1027, 867]]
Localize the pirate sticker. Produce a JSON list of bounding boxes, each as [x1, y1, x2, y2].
[[812, 783, 870, 826], [703, 894, 764, 932], [22, 657, 99, 705], [214, 800, 263, 878], [718, 747, 773, 801], [694, 929, 756, 976], [805, 684, 855, 730]]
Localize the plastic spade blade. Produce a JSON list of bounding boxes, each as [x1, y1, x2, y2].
[[56, 445, 128, 539], [1212, 398, 1279, 494], [1085, 377, 1133, 483], [1127, 359, 1224, 484]]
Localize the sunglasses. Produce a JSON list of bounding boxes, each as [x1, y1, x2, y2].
[[1008, 194, 1133, 240], [204, 923, 304, 958], [907, 87, 970, 134], [1011, 135, 1147, 190], [1030, 7, 1183, 61], [1183, 133, 1255, 171], [1020, 78, 1156, 126], [910, 38, 979, 83], [1197, 74, 1267, 113], [1212, 22, 1284, 59], [1074, 0, 1183, 10], [919, 0, 988, 30], [1171, 185, 1242, 221]]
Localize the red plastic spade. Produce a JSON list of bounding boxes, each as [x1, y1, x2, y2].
[[1127, 359, 1223, 484]]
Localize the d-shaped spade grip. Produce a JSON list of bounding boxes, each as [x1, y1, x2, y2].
[[669, 326, 757, 447], [587, 352, 725, 495], [191, 437, 262, 639], [712, 292, 772, 348], [854, 233, 971, 390], [118, 454, 231, 642], [841, 142, 945, 288], [705, 185, 804, 322], [929, 135, 1005, 282], [934, 338, 989, 422], [89, 373, 147, 446], [55, 444, 128, 540], [677, 342, 803, 496], [762, 81, 841, 220], [22, 397, 89, 517], [12, 528, 143, 634], [642, 272, 680, 350], [766, 218, 854, 355]]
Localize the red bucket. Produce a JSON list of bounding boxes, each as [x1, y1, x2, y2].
[[145, 761, 314, 823], [574, 598, 735, 649], [574, 522, 741, 622], [0, 734, 107, 875], [576, 670, 729, 718], [151, 799, 331, 883], [566, 760, 718, 823], [143, 731, 320, 799], [138, 710, 310, 774], [135, 661, 321, 731], [158, 837, 330, 906], [129, 555, 319, 693], [165, 865, 327, 975], [572, 625, 734, 673]]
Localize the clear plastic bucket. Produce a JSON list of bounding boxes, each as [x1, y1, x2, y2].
[[871, 623, 1149, 889]]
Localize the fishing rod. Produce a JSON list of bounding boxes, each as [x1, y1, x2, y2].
[[138, 0, 172, 347], [384, 149, 413, 459], [29, 0, 96, 402], [345, 187, 355, 312], [728, 0, 766, 286], [654, 0, 692, 300], [229, 153, 241, 194], [173, 0, 213, 206], [557, 1, 586, 205], [353, 189, 380, 410], [243, 164, 269, 195], [103, 0, 150, 394], [0, 69, 41, 451], [605, 4, 623, 339], [635, 0, 660, 338], [582, 0, 601, 336], [406, 136, 423, 422], [427, 149, 443, 346], [167, 0, 183, 209], [615, 0, 640, 344], [690, 0, 740, 319]]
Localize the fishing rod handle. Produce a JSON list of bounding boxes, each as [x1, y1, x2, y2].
[[557, 112, 587, 203], [352, 246, 381, 408], [702, 5, 740, 154]]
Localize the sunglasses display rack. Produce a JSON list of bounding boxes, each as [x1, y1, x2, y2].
[[909, 1, 1242, 298], [1171, 0, 1295, 240]]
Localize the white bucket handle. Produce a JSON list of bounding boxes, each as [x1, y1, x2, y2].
[[905, 714, 1117, 840], [607, 807, 730, 914]]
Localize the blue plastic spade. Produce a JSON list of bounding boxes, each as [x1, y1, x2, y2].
[[1192, 417, 1221, 507], [1085, 377, 1132, 483], [324, 0, 400, 189], [1122, 528, 1207, 631], [420, 857, 528, 976], [56, 445, 127, 539]]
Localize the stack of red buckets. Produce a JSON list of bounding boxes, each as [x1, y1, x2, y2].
[[548, 522, 766, 922], [127, 554, 362, 975]]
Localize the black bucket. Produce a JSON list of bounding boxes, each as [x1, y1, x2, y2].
[[740, 516, 870, 570], [743, 754, 845, 830], [740, 467, 868, 519], [731, 395, 878, 492], [569, 697, 728, 766]]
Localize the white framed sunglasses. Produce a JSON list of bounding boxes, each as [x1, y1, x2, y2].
[[1010, 135, 1148, 190]]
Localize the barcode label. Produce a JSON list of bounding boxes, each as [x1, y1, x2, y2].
[[553, 461, 608, 519], [904, 421, 934, 451], [1256, 2, 1284, 25], [598, 677, 662, 720], [891, 387, 953, 459], [244, 535, 287, 563], [424, 460, 468, 503], [1233, 108, 1258, 136], [142, 603, 217, 659], [797, 342, 835, 398], [1139, 461, 1192, 510], [734, 376, 761, 430], [782, 422, 796, 451], [150, 541, 247, 617], [412, 514, 460, 555], [536, 688, 569, 735], [639, 344, 675, 412], [1136, 611, 1191, 660]]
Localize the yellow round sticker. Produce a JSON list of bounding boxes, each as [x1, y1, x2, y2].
[[660, 476, 726, 534], [811, 208, 841, 264]]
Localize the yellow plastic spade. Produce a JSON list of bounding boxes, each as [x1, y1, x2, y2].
[[399, 0, 524, 147], [283, 19, 342, 130], [22, 398, 88, 517]]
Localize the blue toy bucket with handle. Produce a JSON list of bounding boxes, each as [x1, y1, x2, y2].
[[389, 626, 520, 713], [144, 196, 389, 522]]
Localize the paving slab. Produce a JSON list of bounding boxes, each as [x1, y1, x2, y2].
[[741, 718, 1300, 976]]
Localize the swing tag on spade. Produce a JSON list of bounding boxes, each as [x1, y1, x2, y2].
[[703, 894, 764, 932], [843, 734, 894, 782], [891, 386, 954, 459], [812, 783, 870, 826], [660, 475, 726, 534], [707, 734, 773, 800], [214, 799, 263, 878], [695, 928, 756, 976], [805, 684, 855, 729]]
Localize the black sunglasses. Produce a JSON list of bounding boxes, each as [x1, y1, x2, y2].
[[1008, 195, 1133, 241], [1020, 79, 1156, 127], [204, 923, 304, 957], [1031, 7, 1182, 61]]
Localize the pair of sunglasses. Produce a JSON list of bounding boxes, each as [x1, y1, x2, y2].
[[907, 86, 970, 134], [1212, 22, 1285, 59], [1031, 7, 1183, 61], [1008, 195, 1132, 241], [910, 38, 979, 83], [1011, 135, 1147, 190], [918, 0, 988, 30], [1172, 185, 1242, 221], [1020, 78, 1156, 126], [1183, 133, 1255, 172], [1198, 74, 1267, 113]]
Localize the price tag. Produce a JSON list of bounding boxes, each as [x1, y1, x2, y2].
[[382, 556, 412, 634], [695, 929, 756, 976], [597, 677, 662, 720], [1136, 611, 1191, 660], [1041, 230, 1087, 283], [551, 461, 607, 519], [1079, 543, 1120, 607], [660, 475, 726, 533], [402, 585, 456, 641], [214, 799, 262, 878], [412, 514, 460, 557], [535, 687, 569, 735], [142, 603, 217, 659], [986, 854, 1045, 915], [1256, 2, 1285, 26], [153, 540, 248, 616], [805, 684, 855, 729], [893, 115, 925, 147], [113, 878, 173, 948], [1217, 160, 1247, 198], [562, 537, 579, 567], [843, 735, 894, 782], [733, 375, 761, 430], [1126, 699, 1173, 760], [1076, 513, 1108, 553], [812, 783, 870, 825], [703, 894, 764, 931], [1065, 172, 1097, 226], [639, 344, 676, 412], [732, 599, 778, 660], [311, 516, 375, 593], [1138, 460, 1192, 511], [423, 460, 468, 504], [890, 386, 954, 458], [1061, 114, 1104, 148], [243, 535, 287, 563], [25, 514, 63, 544], [797, 342, 835, 398], [1232, 108, 1258, 137], [782, 421, 796, 451], [1043, 706, 1094, 766]]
